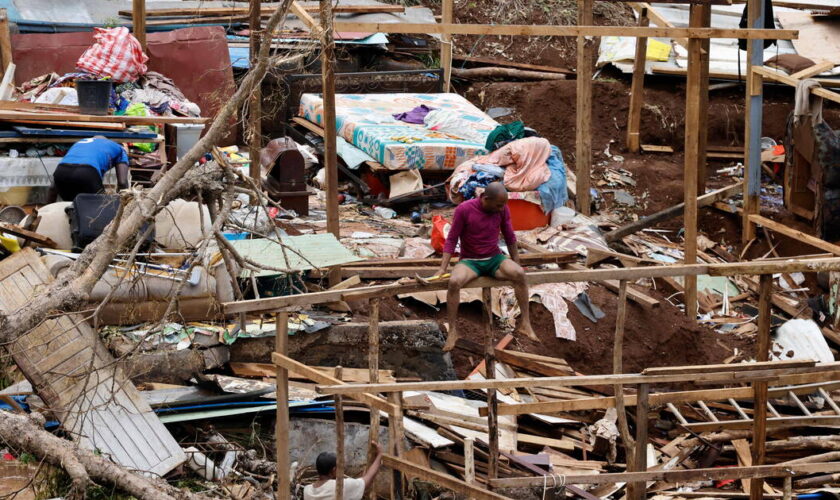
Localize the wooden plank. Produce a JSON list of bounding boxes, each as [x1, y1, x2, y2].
[[626, 8, 649, 154], [492, 349, 574, 377], [382, 454, 508, 500], [490, 462, 840, 488], [790, 62, 834, 80], [452, 54, 571, 74], [751, 272, 772, 499], [642, 360, 814, 376], [344, 252, 577, 268], [271, 352, 397, 414], [482, 287, 499, 480], [388, 393, 405, 499], [0, 109, 207, 125], [575, 0, 594, 215], [754, 68, 840, 107], [316, 362, 840, 395], [464, 437, 476, 486], [133, 0, 147, 52], [275, 312, 290, 500], [682, 415, 840, 432], [441, 0, 453, 92], [696, 4, 712, 194], [335, 366, 345, 500], [0, 223, 57, 248], [224, 257, 840, 313], [641, 144, 675, 153], [291, 1, 322, 35], [605, 183, 743, 242], [119, 5, 405, 17], [248, 0, 262, 202], [0, 9, 13, 80], [750, 214, 840, 256], [331, 22, 796, 39], [230, 362, 396, 383]]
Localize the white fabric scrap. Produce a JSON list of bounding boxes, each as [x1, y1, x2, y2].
[[499, 282, 588, 341]]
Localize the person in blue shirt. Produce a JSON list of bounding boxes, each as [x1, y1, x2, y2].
[[51, 136, 129, 202]]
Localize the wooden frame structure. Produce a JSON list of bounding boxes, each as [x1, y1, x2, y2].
[[222, 256, 840, 500]]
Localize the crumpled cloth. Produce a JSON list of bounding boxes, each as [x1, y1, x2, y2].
[[537, 145, 569, 213], [424, 109, 486, 143], [485, 121, 525, 151], [499, 281, 587, 340], [491, 137, 552, 191], [458, 170, 501, 200], [393, 104, 435, 124], [795, 78, 823, 125]]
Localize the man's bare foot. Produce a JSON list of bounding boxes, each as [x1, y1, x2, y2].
[[517, 322, 540, 342], [442, 323, 460, 352]]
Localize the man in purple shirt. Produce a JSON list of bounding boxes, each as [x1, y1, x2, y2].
[[436, 182, 537, 351]]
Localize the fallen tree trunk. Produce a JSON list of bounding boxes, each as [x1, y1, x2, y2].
[[451, 66, 566, 81], [0, 411, 204, 500], [0, 0, 294, 347]]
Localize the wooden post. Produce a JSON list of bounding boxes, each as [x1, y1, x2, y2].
[[0, 9, 12, 81], [783, 476, 793, 500], [464, 437, 476, 486], [275, 312, 291, 500], [440, 0, 454, 92], [248, 0, 263, 203], [626, 8, 649, 154], [388, 392, 404, 499], [132, 0, 147, 53], [320, 0, 341, 286], [483, 287, 499, 480], [335, 366, 345, 500], [368, 298, 381, 500], [575, 0, 594, 215], [613, 280, 636, 471], [682, 4, 709, 322], [742, 0, 765, 243], [628, 383, 650, 500], [696, 4, 711, 193], [751, 273, 772, 499]]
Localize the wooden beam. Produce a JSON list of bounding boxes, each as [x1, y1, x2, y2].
[[335, 367, 345, 500], [133, 0, 147, 53], [382, 454, 509, 500], [628, 383, 650, 500], [642, 359, 814, 376], [388, 393, 405, 499], [316, 362, 840, 395], [271, 352, 397, 414], [0, 110, 207, 125], [630, 3, 688, 48], [482, 287, 499, 481], [331, 22, 796, 39], [119, 5, 405, 17], [464, 437, 476, 486], [0, 223, 57, 249], [682, 415, 840, 432], [626, 9, 649, 154], [290, 1, 322, 35], [489, 462, 840, 489], [750, 214, 840, 256], [753, 67, 840, 106], [367, 298, 381, 499], [790, 61, 835, 80], [696, 4, 711, 194], [223, 257, 840, 313], [606, 183, 742, 242], [751, 273, 772, 499], [441, 0, 454, 92], [492, 375, 840, 415], [682, 3, 708, 322], [613, 280, 636, 474], [319, 0, 340, 287], [275, 312, 290, 500], [575, 0, 594, 215]]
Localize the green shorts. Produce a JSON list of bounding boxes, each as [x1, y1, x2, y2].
[[461, 254, 507, 277]]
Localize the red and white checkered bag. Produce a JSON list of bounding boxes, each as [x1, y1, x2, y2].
[[76, 27, 148, 83]]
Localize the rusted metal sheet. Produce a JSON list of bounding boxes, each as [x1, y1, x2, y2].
[[10, 27, 236, 144]]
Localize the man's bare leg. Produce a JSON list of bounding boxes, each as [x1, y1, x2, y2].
[[495, 259, 538, 341], [443, 263, 478, 352]]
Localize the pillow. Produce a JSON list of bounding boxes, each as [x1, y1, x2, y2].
[[765, 54, 817, 75]]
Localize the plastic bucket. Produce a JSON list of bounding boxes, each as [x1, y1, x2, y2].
[[75, 80, 112, 115]]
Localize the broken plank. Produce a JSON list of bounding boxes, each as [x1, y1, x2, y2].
[[0, 222, 57, 248], [382, 454, 508, 500], [452, 54, 572, 74], [230, 362, 396, 383], [493, 349, 574, 377], [749, 214, 840, 256], [642, 359, 815, 376]]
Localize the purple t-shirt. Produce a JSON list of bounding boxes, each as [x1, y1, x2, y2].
[[443, 198, 517, 259]]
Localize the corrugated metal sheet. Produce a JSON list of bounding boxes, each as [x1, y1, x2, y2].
[[229, 234, 363, 276]]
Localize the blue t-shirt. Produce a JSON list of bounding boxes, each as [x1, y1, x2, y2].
[[59, 138, 129, 178]]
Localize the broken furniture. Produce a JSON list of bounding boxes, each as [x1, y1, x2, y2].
[[260, 137, 311, 216]]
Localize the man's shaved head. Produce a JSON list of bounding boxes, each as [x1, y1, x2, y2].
[[479, 181, 508, 213]]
